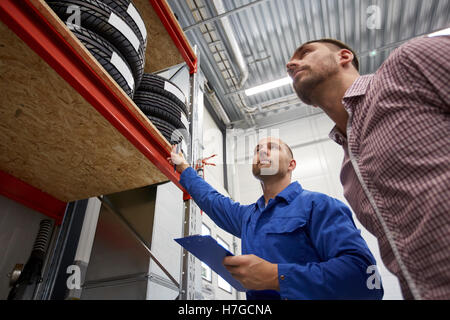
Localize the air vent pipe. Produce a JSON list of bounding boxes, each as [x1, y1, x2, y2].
[[212, 0, 248, 89]]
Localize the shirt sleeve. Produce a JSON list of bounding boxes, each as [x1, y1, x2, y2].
[[179, 167, 246, 238], [277, 197, 384, 300], [393, 36, 450, 111]]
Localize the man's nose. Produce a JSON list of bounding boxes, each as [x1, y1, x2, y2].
[[286, 59, 298, 76], [258, 147, 269, 157]]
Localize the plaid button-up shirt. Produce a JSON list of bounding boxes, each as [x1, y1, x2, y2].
[[329, 36, 450, 299]]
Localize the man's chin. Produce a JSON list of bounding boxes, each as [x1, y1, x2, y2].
[[294, 88, 314, 105], [252, 168, 280, 180], [293, 77, 321, 106], [252, 166, 261, 179]]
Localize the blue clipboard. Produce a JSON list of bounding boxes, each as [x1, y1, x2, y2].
[[174, 235, 247, 292]]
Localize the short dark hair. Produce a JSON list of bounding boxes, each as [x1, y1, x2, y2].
[[301, 38, 359, 71]]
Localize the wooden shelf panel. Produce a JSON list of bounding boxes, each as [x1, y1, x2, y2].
[[134, 0, 190, 73], [0, 0, 193, 203]]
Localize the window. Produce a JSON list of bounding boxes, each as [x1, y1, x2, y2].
[[216, 236, 232, 293], [201, 224, 212, 282]]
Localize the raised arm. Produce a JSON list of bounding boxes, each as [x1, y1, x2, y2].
[[169, 146, 247, 238]]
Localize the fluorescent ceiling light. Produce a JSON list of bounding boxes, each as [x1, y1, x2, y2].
[[428, 27, 450, 37], [245, 76, 293, 96]]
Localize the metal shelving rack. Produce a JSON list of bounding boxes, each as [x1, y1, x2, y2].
[[0, 0, 203, 299]]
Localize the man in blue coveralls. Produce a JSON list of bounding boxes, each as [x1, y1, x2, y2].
[[169, 137, 383, 300]]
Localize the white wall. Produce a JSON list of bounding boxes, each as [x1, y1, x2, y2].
[[227, 113, 403, 300], [202, 108, 225, 195], [201, 107, 245, 300], [147, 182, 184, 300]]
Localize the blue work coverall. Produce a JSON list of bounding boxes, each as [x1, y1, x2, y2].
[[180, 167, 384, 300]]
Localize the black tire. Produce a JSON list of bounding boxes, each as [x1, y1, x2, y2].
[[133, 92, 189, 130], [46, 0, 145, 86], [138, 73, 188, 116], [98, 0, 147, 61], [147, 115, 189, 145], [98, 0, 130, 11], [71, 25, 135, 97]]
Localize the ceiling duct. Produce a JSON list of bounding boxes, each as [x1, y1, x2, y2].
[[205, 82, 231, 127], [182, 0, 257, 120], [211, 0, 248, 90]]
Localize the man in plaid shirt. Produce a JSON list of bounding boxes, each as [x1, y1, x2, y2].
[[286, 35, 449, 299]]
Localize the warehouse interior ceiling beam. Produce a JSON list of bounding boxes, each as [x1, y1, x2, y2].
[[182, 0, 269, 32], [168, 0, 450, 130]]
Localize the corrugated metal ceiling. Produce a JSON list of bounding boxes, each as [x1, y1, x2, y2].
[[168, 0, 450, 129]]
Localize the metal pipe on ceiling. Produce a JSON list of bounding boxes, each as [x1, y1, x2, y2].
[[183, 0, 269, 32], [211, 0, 249, 90], [205, 82, 231, 127]]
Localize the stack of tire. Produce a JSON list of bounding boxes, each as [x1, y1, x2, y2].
[[46, 0, 147, 98], [47, 0, 190, 153], [133, 73, 190, 153]]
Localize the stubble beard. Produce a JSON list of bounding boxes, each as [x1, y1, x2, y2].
[[293, 55, 339, 105], [252, 162, 283, 182]]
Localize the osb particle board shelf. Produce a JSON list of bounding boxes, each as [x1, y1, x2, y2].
[[0, 0, 194, 203], [134, 0, 196, 74]]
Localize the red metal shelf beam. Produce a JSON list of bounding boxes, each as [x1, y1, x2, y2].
[[0, 170, 66, 225]]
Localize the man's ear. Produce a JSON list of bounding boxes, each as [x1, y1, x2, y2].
[[338, 49, 354, 68], [289, 159, 296, 172]]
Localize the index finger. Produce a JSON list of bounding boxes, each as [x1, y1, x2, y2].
[[223, 255, 243, 266]]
